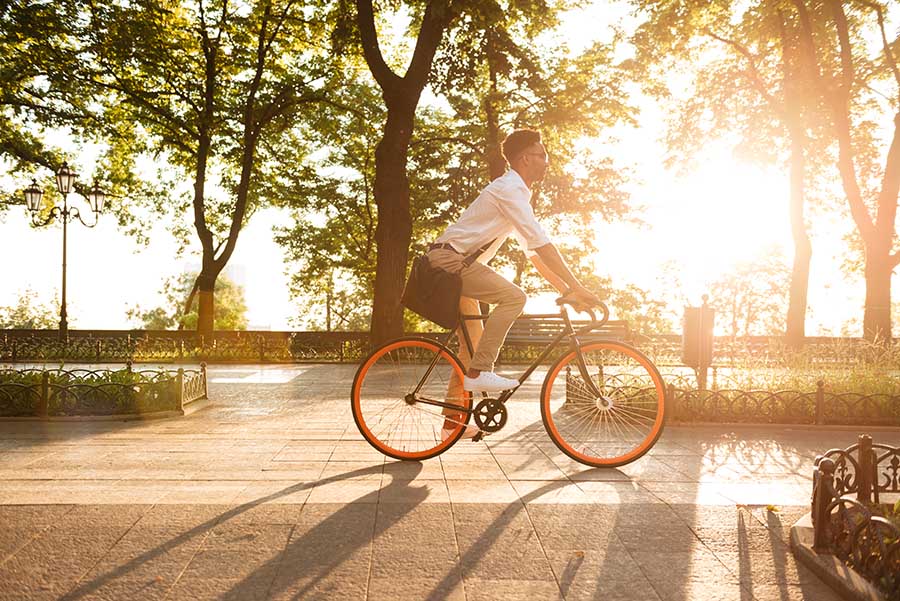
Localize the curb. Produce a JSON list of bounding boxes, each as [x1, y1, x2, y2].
[[0, 398, 212, 422], [666, 422, 900, 432], [789, 512, 886, 601]]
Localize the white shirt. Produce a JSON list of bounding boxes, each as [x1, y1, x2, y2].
[[435, 169, 551, 264]]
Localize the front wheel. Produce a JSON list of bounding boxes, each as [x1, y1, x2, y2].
[[540, 341, 666, 467], [351, 337, 472, 461]]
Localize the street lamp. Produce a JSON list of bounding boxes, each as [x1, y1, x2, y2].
[[23, 162, 105, 340]]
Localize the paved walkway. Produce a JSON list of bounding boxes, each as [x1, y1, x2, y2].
[[0, 364, 892, 600]]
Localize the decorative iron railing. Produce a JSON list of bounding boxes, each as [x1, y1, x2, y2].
[[0, 365, 207, 417], [2, 328, 898, 366], [668, 382, 900, 426], [811, 435, 900, 599]]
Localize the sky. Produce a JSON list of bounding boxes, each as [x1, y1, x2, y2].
[[0, 0, 896, 335]]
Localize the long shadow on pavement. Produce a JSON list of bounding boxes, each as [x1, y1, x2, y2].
[[60, 463, 423, 600]]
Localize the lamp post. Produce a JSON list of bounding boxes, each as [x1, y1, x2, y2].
[[23, 162, 106, 340]]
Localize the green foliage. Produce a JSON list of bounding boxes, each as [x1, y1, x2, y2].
[[708, 247, 791, 337], [128, 272, 248, 331], [0, 1, 84, 174], [694, 337, 900, 395], [0, 289, 59, 329], [276, 0, 665, 332]]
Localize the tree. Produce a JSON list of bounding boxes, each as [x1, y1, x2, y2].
[[631, 1, 837, 346], [348, 0, 462, 344], [128, 273, 248, 331], [632, 0, 900, 341], [794, 0, 900, 340], [50, 0, 335, 339], [0, 3, 81, 181], [276, 1, 654, 334], [709, 248, 791, 338], [0, 289, 59, 329]]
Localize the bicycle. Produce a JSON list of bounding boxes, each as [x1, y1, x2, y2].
[[350, 300, 666, 467]]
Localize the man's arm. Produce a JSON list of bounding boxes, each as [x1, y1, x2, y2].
[[533, 243, 601, 308], [528, 252, 568, 293]]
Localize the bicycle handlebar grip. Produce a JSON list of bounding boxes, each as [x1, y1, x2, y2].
[[555, 297, 610, 326]]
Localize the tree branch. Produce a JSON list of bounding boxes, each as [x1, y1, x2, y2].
[[860, 0, 900, 104], [703, 28, 779, 111], [409, 136, 485, 155], [355, 0, 401, 91], [827, 0, 855, 93], [405, 0, 456, 89]]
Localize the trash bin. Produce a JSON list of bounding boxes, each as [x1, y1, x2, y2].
[[682, 300, 714, 369]]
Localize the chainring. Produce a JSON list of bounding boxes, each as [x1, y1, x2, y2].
[[472, 398, 508, 433]]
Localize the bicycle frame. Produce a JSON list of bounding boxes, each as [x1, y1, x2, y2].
[[410, 304, 609, 416]]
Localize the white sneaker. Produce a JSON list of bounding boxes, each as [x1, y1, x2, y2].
[[441, 424, 480, 442], [463, 372, 519, 392]]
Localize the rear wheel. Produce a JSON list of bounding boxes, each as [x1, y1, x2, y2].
[[540, 341, 665, 467], [351, 337, 472, 461]]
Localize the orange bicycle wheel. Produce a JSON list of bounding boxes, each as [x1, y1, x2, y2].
[[540, 341, 666, 467], [351, 337, 472, 461]]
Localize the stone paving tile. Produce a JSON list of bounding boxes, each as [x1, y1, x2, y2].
[[319, 460, 383, 480], [371, 504, 459, 580], [452, 504, 558, 583], [156, 480, 253, 504], [493, 453, 569, 480], [446, 479, 520, 504], [270, 548, 370, 600], [713, 550, 824, 587], [747, 582, 846, 601], [547, 548, 664, 601], [304, 478, 383, 504], [379, 479, 450, 503], [0, 371, 895, 601], [509, 479, 592, 504], [231, 481, 315, 505], [368, 576, 466, 601], [382, 458, 446, 480], [576, 480, 661, 503], [524, 504, 618, 550], [441, 456, 507, 481]]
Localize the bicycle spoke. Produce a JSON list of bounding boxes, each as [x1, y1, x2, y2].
[[352, 338, 471, 460], [542, 342, 665, 466]]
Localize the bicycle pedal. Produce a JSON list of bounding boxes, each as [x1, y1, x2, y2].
[[471, 431, 484, 443]]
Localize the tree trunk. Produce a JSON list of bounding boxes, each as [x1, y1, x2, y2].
[[196, 269, 218, 339], [784, 124, 812, 348], [484, 29, 506, 181], [780, 12, 812, 349], [355, 0, 456, 344], [370, 106, 415, 344], [863, 248, 893, 340]]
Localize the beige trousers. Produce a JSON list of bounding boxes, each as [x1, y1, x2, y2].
[[426, 248, 527, 373]]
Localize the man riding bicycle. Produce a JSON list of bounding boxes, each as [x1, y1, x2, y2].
[[427, 129, 600, 439]]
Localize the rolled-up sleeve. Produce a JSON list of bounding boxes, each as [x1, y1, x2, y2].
[[494, 183, 551, 250]]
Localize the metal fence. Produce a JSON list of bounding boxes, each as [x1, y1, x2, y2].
[[2, 328, 898, 366], [667, 381, 900, 426], [0, 365, 207, 417], [2, 328, 898, 425], [811, 435, 900, 599]]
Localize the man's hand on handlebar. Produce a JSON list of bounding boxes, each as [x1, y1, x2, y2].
[[558, 284, 601, 313]]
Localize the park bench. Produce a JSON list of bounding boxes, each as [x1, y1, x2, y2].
[[504, 315, 634, 346], [495, 315, 635, 365]]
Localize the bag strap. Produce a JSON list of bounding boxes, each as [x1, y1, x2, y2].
[[461, 238, 497, 268]]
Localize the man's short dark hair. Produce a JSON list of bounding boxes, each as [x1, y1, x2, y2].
[[502, 129, 541, 164]]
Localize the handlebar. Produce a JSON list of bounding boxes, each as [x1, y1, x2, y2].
[[555, 297, 610, 327]]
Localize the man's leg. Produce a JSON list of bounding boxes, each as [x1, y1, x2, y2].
[[459, 262, 527, 374], [444, 296, 483, 429]]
